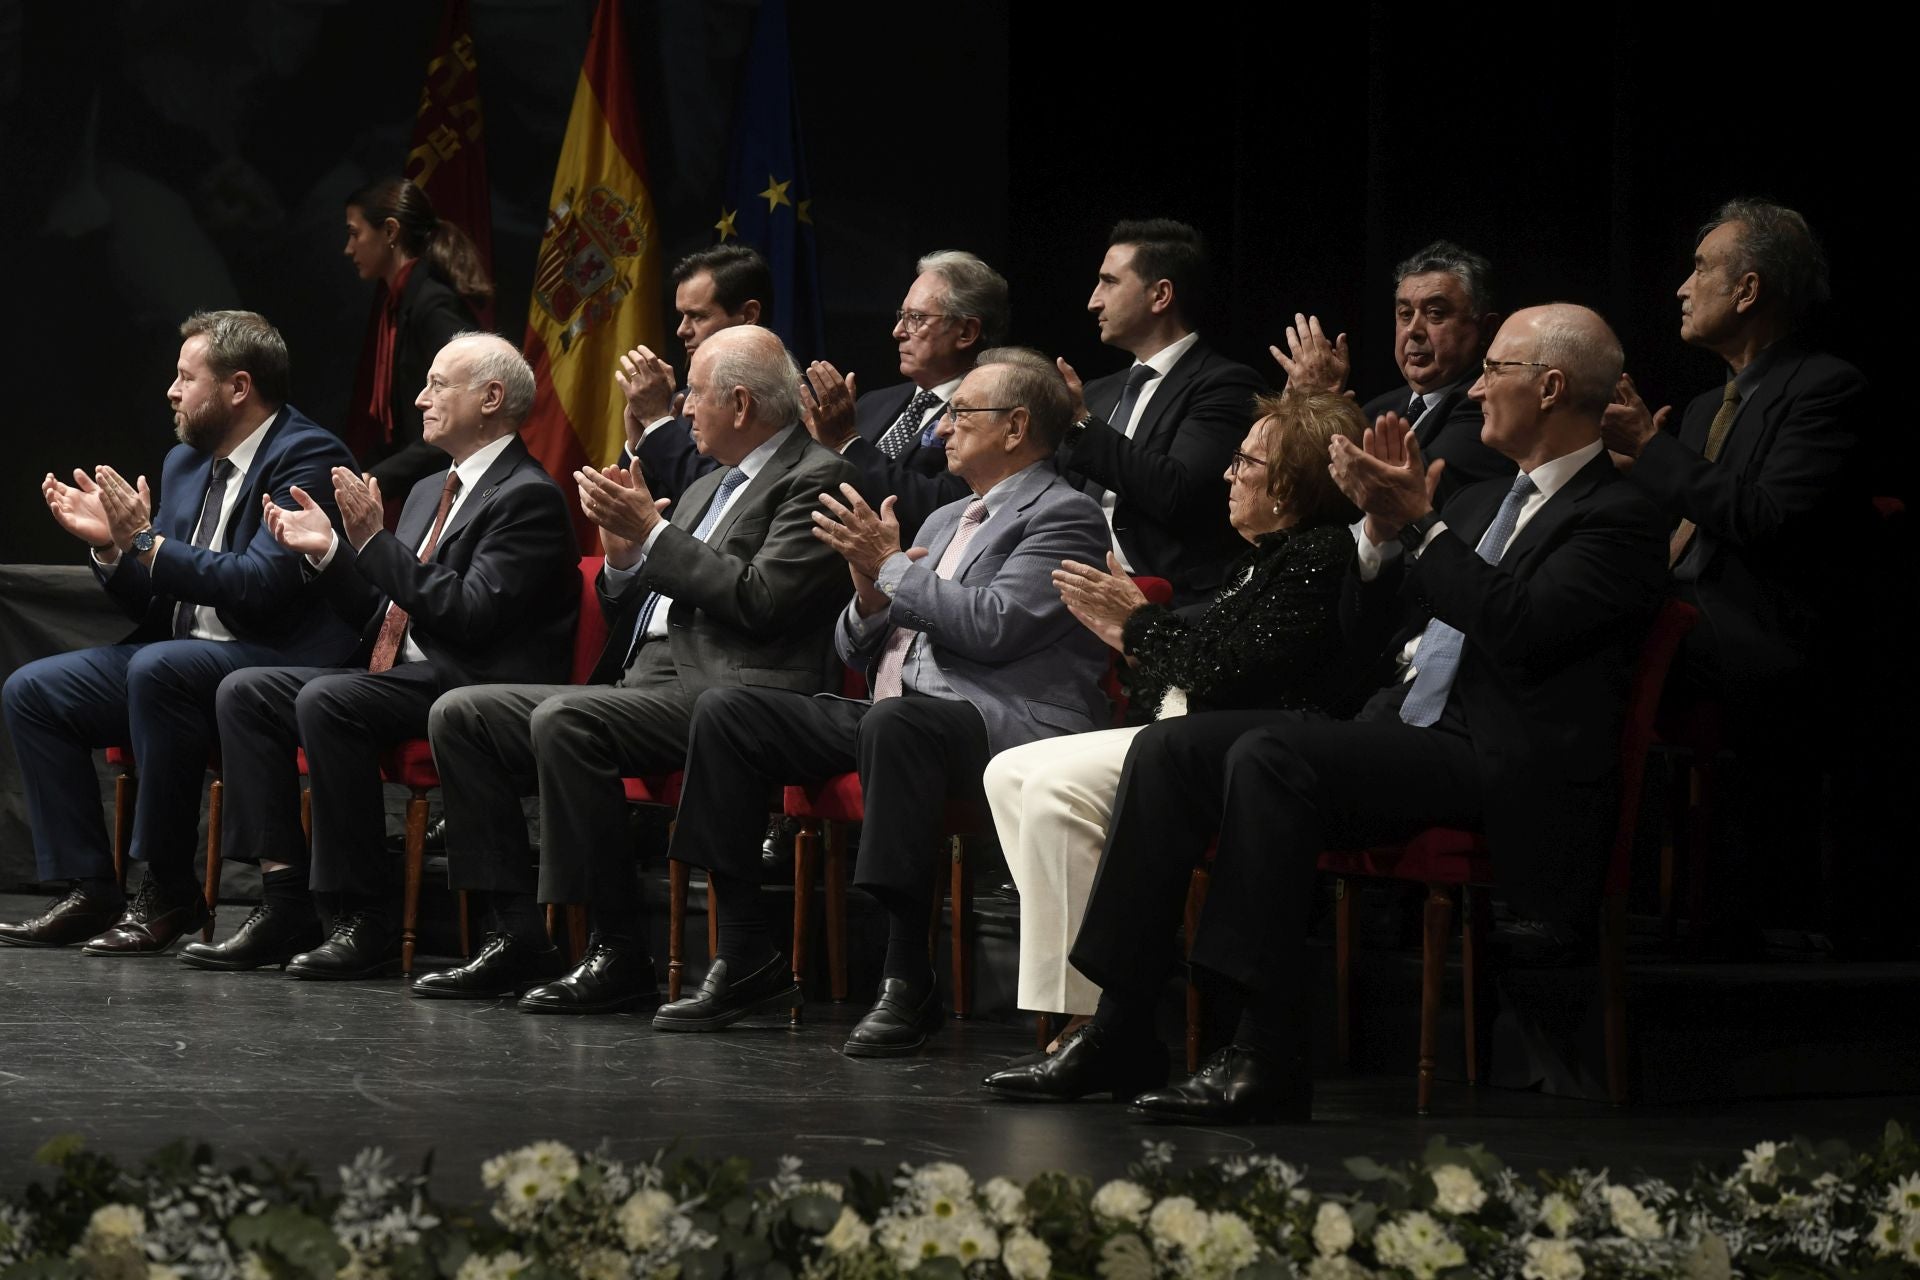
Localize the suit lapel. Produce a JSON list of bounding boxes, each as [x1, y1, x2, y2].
[[1716, 349, 1797, 478], [1125, 343, 1205, 451], [1498, 452, 1612, 567], [705, 427, 808, 546], [208, 406, 289, 550], [949, 465, 1048, 581], [436, 437, 529, 552]]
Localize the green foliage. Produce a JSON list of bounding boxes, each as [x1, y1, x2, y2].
[[229, 1206, 349, 1278]]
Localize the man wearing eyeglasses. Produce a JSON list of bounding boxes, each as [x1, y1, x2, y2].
[[792, 251, 1007, 538], [662, 348, 1110, 1057]]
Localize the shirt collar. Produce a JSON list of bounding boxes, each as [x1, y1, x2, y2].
[[216, 414, 275, 482], [1731, 343, 1780, 397], [923, 374, 966, 404], [1408, 380, 1459, 411], [1522, 437, 1604, 500], [734, 423, 797, 480], [1135, 330, 1200, 378], [973, 459, 1052, 520], [449, 433, 517, 492]]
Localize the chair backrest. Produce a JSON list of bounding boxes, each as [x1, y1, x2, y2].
[[569, 556, 607, 684], [1101, 576, 1174, 726], [1605, 597, 1700, 895]]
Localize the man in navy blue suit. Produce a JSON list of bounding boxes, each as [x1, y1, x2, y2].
[[0, 310, 358, 955]]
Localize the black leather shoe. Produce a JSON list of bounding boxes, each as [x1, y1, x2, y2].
[[285, 910, 400, 980], [178, 901, 323, 971], [1128, 1045, 1310, 1123], [982, 1023, 1170, 1101], [0, 883, 124, 949], [652, 953, 800, 1031], [1491, 918, 1591, 968], [81, 878, 209, 956], [414, 934, 569, 999], [519, 941, 661, 1014], [843, 978, 943, 1057], [760, 816, 796, 869]]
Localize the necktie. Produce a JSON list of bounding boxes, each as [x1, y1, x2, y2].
[[871, 498, 988, 700], [1399, 472, 1537, 727], [877, 388, 944, 459], [1668, 379, 1742, 567], [1408, 393, 1428, 425], [1109, 363, 1160, 437], [625, 466, 747, 667], [369, 471, 462, 673], [172, 457, 236, 638]]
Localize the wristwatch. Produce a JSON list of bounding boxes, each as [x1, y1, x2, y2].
[[130, 527, 158, 555], [1065, 415, 1100, 447], [1396, 510, 1441, 555]]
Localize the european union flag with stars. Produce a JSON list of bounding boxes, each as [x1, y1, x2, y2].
[[715, 0, 824, 361]]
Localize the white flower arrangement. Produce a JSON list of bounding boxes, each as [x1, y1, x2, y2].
[[1091, 1178, 1154, 1225], [1428, 1164, 1487, 1216]]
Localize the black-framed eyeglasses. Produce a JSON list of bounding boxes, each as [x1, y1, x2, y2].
[[941, 404, 1016, 426], [1227, 450, 1269, 475], [894, 309, 953, 334], [1482, 358, 1551, 379]]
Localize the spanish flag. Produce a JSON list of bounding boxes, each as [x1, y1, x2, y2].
[[522, 0, 663, 549]]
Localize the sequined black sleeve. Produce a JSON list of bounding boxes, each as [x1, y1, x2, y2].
[[1121, 522, 1354, 716]]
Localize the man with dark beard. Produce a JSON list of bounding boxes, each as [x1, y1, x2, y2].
[[0, 311, 359, 955]]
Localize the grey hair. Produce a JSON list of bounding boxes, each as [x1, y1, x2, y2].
[[450, 332, 536, 425], [707, 330, 804, 427], [1530, 306, 1624, 415], [917, 250, 1010, 347], [179, 310, 290, 405], [1393, 240, 1497, 316], [1700, 198, 1831, 330], [975, 346, 1072, 452]]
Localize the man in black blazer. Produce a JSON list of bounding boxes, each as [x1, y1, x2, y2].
[[423, 326, 858, 1007], [992, 305, 1668, 1121], [1603, 200, 1871, 937], [1274, 240, 1513, 509], [182, 335, 579, 977], [1054, 219, 1266, 605], [0, 311, 359, 954], [788, 250, 1007, 535]]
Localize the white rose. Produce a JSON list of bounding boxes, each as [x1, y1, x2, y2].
[[1539, 1193, 1579, 1239], [1192, 1211, 1259, 1277], [821, 1206, 872, 1255], [1092, 1179, 1154, 1226], [1312, 1202, 1356, 1256], [85, 1204, 147, 1244], [617, 1188, 678, 1251], [1604, 1186, 1664, 1241], [1520, 1238, 1585, 1280], [1430, 1165, 1487, 1216], [1004, 1228, 1052, 1280], [983, 1176, 1028, 1226]]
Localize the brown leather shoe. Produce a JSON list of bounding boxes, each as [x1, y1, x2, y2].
[[0, 883, 124, 948], [81, 879, 210, 956]]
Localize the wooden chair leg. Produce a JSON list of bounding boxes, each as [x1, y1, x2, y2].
[[111, 773, 133, 893], [1462, 886, 1490, 1087], [1418, 883, 1454, 1115], [824, 821, 848, 1001], [545, 903, 558, 944], [791, 820, 817, 1026], [705, 873, 718, 962], [1334, 877, 1352, 1068], [299, 786, 313, 848], [1035, 1013, 1053, 1051], [950, 835, 973, 1020], [400, 790, 430, 977], [566, 905, 587, 963], [201, 778, 223, 943], [667, 860, 689, 1001], [457, 891, 472, 959], [1183, 867, 1211, 1074], [1601, 890, 1631, 1106]]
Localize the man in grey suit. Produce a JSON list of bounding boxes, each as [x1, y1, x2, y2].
[[661, 347, 1111, 1056], [421, 327, 858, 1010]]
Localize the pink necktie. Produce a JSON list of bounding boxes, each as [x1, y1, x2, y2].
[[872, 499, 987, 700]]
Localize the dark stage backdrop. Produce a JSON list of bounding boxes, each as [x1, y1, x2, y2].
[[0, 2, 1893, 569]]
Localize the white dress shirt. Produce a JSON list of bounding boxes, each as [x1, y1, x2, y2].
[[174, 418, 273, 642], [1100, 330, 1199, 570]]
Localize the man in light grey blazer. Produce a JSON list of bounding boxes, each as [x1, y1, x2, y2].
[[420, 327, 858, 1011], [661, 347, 1112, 1056]]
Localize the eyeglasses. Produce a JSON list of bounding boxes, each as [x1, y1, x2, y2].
[[894, 309, 953, 334], [941, 404, 1015, 426], [1482, 358, 1552, 379], [1227, 450, 1269, 475]]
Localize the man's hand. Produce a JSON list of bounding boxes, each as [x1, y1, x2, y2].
[[1328, 413, 1444, 543], [850, 545, 926, 618], [1599, 373, 1670, 459], [93, 466, 154, 553], [812, 483, 902, 579], [265, 488, 338, 557], [615, 345, 677, 446], [43, 468, 114, 548], [577, 463, 669, 569], [330, 467, 386, 550], [1269, 313, 1351, 395], [799, 361, 859, 449], [1052, 551, 1148, 653], [1054, 357, 1090, 422]]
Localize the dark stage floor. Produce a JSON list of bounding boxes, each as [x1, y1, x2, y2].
[[2, 892, 1914, 1201]]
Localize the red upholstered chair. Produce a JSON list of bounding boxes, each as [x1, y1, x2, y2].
[[1184, 597, 1699, 1112], [104, 746, 224, 944]]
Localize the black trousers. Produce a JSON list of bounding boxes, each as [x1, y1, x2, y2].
[[215, 661, 444, 898], [1069, 686, 1479, 1003], [672, 686, 991, 905]]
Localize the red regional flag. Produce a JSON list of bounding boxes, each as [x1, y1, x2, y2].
[[405, 0, 496, 328]]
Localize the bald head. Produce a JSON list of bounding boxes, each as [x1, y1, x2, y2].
[[418, 332, 537, 463], [1508, 304, 1623, 416], [686, 324, 804, 464], [1471, 303, 1623, 469]]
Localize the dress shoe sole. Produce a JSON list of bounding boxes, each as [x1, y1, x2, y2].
[[518, 988, 665, 1015], [176, 950, 302, 972], [842, 1030, 932, 1059], [983, 1068, 1168, 1103], [651, 982, 801, 1031], [286, 958, 402, 981], [80, 935, 199, 957], [414, 972, 569, 1000], [0, 930, 96, 949]]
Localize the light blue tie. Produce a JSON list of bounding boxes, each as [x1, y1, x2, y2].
[[625, 466, 747, 667], [1398, 471, 1537, 727]]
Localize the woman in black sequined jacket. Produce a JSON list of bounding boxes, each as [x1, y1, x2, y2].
[[984, 390, 1369, 1047]]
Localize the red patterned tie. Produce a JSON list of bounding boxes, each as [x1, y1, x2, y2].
[[368, 472, 461, 673], [872, 498, 987, 700]]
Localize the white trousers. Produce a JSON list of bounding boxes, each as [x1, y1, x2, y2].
[[984, 725, 1145, 1015]]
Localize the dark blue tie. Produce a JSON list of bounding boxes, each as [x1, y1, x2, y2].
[[172, 457, 235, 638], [1109, 363, 1159, 435], [625, 466, 747, 667]]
